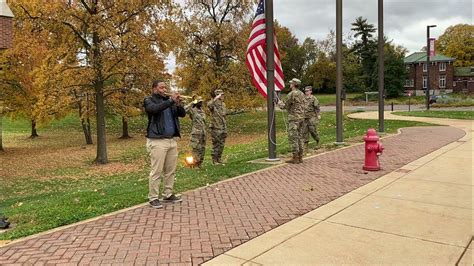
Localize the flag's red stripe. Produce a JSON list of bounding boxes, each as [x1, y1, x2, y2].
[[246, 3, 285, 98]]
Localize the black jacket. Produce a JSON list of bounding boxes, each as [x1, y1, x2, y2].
[[144, 94, 186, 138]]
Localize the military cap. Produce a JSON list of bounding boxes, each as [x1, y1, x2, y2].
[[289, 78, 301, 85], [214, 89, 224, 95], [305, 86, 312, 92]]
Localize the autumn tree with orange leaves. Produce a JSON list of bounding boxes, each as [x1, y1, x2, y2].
[[175, 0, 265, 109], [3, 0, 178, 164]]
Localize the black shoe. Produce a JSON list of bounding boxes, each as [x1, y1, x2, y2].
[[149, 199, 163, 209], [0, 218, 9, 229], [163, 194, 182, 203]]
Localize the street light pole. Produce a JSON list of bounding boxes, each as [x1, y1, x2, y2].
[[335, 0, 344, 144], [378, 0, 384, 133], [426, 25, 436, 110]]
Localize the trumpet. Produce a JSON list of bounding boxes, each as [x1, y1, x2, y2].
[[164, 92, 194, 100]]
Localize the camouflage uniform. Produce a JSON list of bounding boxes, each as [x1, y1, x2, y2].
[[207, 96, 227, 164], [185, 103, 207, 166], [279, 89, 306, 158], [303, 95, 320, 150]]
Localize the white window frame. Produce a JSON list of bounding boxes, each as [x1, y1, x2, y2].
[[423, 63, 427, 72], [404, 79, 410, 87], [439, 75, 446, 88], [423, 76, 427, 89], [439, 62, 446, 71], [410, 79, 414, 87]]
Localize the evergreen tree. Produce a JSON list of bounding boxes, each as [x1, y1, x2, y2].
[[351, 17, 377, 91]]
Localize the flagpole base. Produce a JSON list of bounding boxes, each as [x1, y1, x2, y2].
[[334, 142, 345, 146], [265, 158, 280, 162]]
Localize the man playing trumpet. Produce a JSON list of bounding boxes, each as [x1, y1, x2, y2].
[[144, 80, 186, 209]]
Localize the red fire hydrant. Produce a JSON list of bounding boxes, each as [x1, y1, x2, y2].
[[363, 128, 384, 171]]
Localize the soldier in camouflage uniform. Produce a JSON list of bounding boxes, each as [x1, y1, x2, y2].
[[185, 96, 206, 168], [278, 78, 306, 164], [302, 86, 321, 153], [207, 89, 227, 165]]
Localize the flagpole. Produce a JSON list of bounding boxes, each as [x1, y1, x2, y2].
[[265, 0, 278, 160]]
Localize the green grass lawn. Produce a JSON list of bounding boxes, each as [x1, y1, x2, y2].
[[393, 110, 474, 120], [280, 92, 473, 107], [315, 93, 361, 105], [0, 111, 433, 240]]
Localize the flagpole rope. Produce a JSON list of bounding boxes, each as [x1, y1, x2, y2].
[[268, 93, 289, 147]]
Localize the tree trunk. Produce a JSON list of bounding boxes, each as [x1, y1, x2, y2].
[[76, 91, 93, 145], [81, 118, 93, 145], [0, 115, 4, 152], [30, 119, 39, 138], [91, 8, 108, 164], [119, 116, 131, 139], [86, 117, 93, 144], [94, 83, 108, 164]]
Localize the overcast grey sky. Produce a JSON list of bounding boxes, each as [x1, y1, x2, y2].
[[274, 0, 472, 52], [167, 0, 473, 73]]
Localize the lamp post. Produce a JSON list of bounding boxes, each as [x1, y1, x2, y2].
[[426, 25, 436, 110], [378, 0, 384, 133], [335, 0, 343, 144]]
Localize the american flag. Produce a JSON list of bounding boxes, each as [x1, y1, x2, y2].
[[245, 0, 284, 98]]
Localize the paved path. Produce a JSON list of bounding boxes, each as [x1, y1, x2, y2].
[[320, 104, 473, 112], [0, 113, 468, 265], [206, 111, 473, 265]]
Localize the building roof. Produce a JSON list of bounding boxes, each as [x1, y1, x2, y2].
[[455, 67, 474, 77], [404, 52, 455, 64], [0, 0, 14, 18]]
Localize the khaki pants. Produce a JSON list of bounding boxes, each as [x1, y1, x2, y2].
[[146, 138, 178, 201]]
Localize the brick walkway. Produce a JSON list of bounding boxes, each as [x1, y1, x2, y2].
[[0, 126, 465, 265]]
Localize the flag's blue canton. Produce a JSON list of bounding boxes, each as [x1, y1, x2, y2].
[[256, 0, 264, 16]]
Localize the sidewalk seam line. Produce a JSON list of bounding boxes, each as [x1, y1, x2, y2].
[[365, 194, 473, 211], [326, 220, 468, 249], [455, 236, 474, 265], [242, 219, 324, 262]]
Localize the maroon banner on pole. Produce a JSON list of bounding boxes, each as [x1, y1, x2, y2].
[[429, 38, 436, 57]]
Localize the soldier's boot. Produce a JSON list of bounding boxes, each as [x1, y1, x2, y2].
[[303, 143, 309, 155], [298, 150, 304, 163], [285, 153, 299, 164]]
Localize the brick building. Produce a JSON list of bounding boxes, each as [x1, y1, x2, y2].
[[403, 52, 455, 96], [453, 67, 474, 93], [0, 0, 14, 49]]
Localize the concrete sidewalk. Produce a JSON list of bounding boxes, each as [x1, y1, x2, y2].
[[205, 111, 473, 265]]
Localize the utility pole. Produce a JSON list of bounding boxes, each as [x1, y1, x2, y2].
[[335, 0, 344, 144], [378, 0, 384, 132], [426, 25, 437, 110], [265, 0, 278, 160]]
